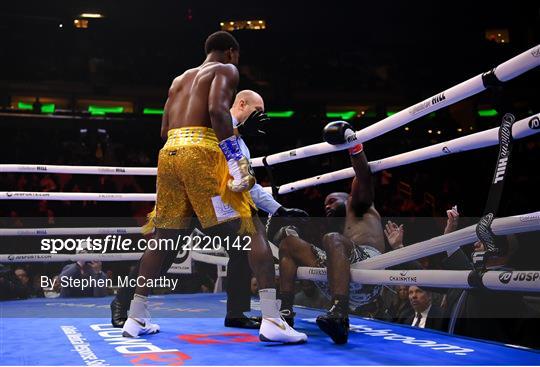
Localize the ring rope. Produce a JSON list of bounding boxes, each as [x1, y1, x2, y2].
[[1, 211, 538, 282], [357, 211, 540, 270], [2, 112, 537, 200], [0, 192, 155, 201], [0, 164, 156, 176], [271, 112, 540, 194], [1, 212, 537, 266], [0, 227, 143, 236], [250, 44, 540, 168], [297, 269, 540, 293]]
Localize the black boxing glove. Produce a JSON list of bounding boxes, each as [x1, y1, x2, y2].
[[272, 225, 301, 246], [237, 110, 269, 136], [275, 206, 309, 218], [323, 120, 363, 155]]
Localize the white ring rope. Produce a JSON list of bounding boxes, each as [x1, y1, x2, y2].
[[295, 268, 540, 292], [1, 211, 537, 264], [1, 211, 538, 290], [0, 192, 155, 201], [190, 252, 229, 267], [0, 164, 156, 176], [251, 44, 540, 168], [3, 112, 538, 200], [0, 252, 142, 262], [273, 112, 540, 194], [0, 227, 143, 236], [295, 268, 472, 289], [357, 211, 540, 270]]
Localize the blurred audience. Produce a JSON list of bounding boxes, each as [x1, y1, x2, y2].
[[59, 259, 109, 298], [14, 267, 43, 298], [0, 264, 29, 300]]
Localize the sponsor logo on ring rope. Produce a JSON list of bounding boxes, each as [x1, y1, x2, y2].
[[499, 271, 540, 284], [389, 270, 418, 283], [529, 116, 540, 129]]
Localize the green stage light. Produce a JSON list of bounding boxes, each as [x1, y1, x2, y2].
[[18, 102, 32, 110], [478, 109, 498, 117], [266, 111, 294, 118], [143, 108, 164, 115], [326, 111, 356, 120], [18, 102, 55, 113], [88, 105, 124, 115], [41, 104, 55, 113]]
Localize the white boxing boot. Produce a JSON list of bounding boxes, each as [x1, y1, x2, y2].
[[122, 295, 160, 338], [258, 289, 307, 344]]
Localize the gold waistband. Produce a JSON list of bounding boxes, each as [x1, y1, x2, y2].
[[164, 127, 219, 149]]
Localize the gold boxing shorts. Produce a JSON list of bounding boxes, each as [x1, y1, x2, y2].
[[151, 127, 256, 233]]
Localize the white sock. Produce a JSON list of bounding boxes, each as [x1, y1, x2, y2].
[[129, 294, 150, 319], [259, 288, 280, 318]]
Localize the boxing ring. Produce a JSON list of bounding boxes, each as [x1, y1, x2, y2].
[[1, 45, 539, 365]]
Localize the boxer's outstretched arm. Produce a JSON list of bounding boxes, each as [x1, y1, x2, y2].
[[349, 152, 374, 215], [209, 64, 239, 141]]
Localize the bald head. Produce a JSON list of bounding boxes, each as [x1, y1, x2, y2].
[[233, 90, 264, 108], [231, 90, 265, 127]]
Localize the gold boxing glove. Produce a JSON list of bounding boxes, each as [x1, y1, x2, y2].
[[219, 136, 256, 192]]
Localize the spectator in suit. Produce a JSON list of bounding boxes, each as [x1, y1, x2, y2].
[[405, 285, 448, 332], [391, 285, 414, 323]]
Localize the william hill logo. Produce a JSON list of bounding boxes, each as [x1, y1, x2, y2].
[[431, 93, 446, 105]]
